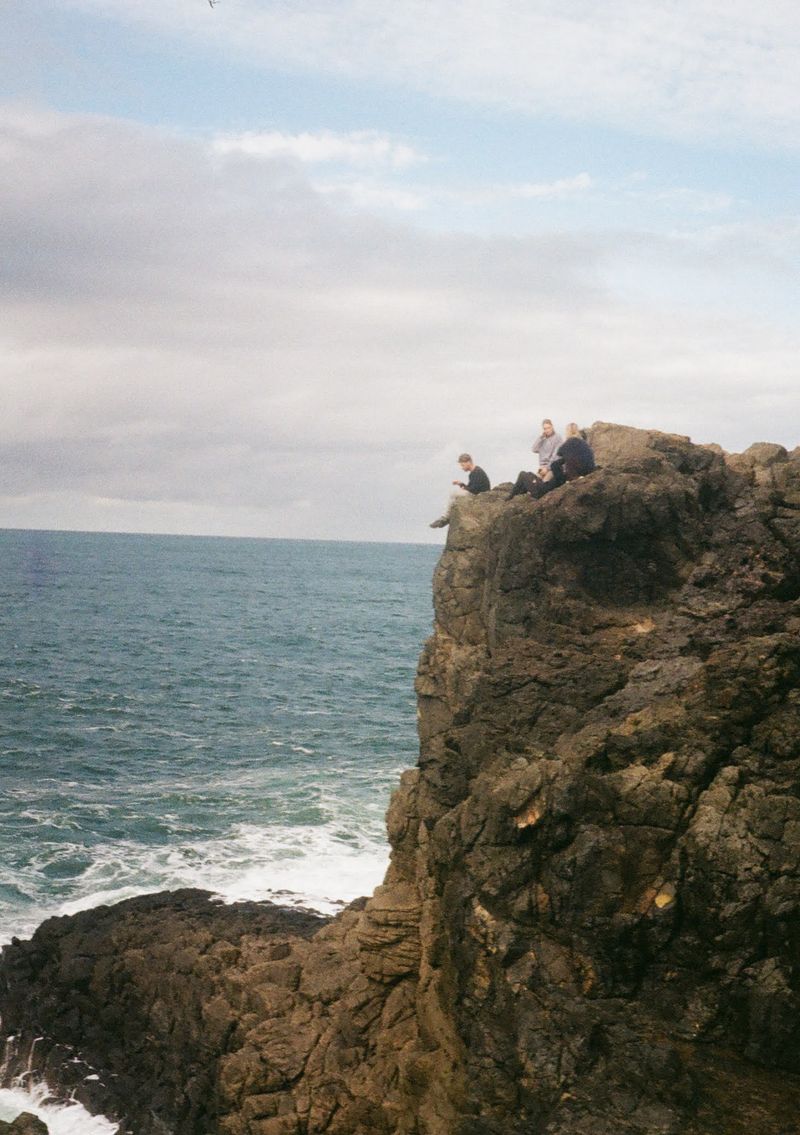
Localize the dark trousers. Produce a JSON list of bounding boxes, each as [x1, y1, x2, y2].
[[509, 469, 565, 499], [509, 470, 542, 498]]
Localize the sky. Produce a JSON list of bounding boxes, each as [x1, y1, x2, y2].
[[1, 1, 799, 543]]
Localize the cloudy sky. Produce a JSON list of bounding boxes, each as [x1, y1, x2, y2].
[[2, 1, 799, 542]]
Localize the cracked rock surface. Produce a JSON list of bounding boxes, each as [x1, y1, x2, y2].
[[2, 423, 800, 1134]]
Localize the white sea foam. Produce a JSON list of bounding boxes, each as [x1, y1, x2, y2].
[[203, 824, 390, 914], [1, 819, 391, 944], [0, 1083, 117, 1134]]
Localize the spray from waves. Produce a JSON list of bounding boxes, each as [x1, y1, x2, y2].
[[0, 1081, 117, 1134], [60, 822, 390, 919], [1, 815, 392, 946], [0, 1032, 118, 1132]]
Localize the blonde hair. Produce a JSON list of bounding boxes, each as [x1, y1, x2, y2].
[[565, 422, 580, 438]]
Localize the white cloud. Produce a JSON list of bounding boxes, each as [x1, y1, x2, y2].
[[308, 172, 592, 215], [315, 179, 430, 213], [59, 0, 800, 148], [445, 172, 593, 206], [511, 173, 593, 199], [212, 129, 425, 169], [629, 186, 736, 214]]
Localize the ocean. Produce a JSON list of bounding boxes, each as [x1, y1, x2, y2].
[[0, 528, 438, 1130]]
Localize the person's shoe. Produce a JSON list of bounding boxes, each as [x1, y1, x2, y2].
[[429, 516, 449, 528]]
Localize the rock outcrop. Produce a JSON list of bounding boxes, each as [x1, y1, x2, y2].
[[3, 423, 800, 1134], [0, 1115, 49, 1135]]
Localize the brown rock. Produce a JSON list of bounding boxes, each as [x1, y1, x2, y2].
[[0, 1115, 49, 1135], [3, 423, 800, 1134]]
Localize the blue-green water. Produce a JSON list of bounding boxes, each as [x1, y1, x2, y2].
[[0, 529, 438, 946]]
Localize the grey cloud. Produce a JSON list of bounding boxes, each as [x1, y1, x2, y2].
[[1, 106, 799, 542], [0, 109, 601, 342]]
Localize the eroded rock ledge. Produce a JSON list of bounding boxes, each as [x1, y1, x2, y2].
[[3, 423, 800, 1135]]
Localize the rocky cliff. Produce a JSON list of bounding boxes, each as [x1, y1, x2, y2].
[[3, 423, 800, 1135]]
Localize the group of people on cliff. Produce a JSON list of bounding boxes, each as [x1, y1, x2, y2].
[[429, 420, 595, 528]]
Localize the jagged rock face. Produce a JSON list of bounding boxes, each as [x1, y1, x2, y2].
[[403, 423, 800, 1134], [0, 892, 329, 1134], [2, 424, 800, 1135]]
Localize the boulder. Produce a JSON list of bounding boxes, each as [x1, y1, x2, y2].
[[0, 1114, 49, 1135]]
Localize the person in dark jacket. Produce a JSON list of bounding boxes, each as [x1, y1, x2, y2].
[[430, 453, 490, 527], [548, 423, 595, 486], [454, 453, 490, 495]]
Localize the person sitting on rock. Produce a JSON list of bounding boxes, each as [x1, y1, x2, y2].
[[549, 422, 596, 486], [507, 417, 563, 499], [533, 418, 563, 475], [510, 423, 596, 501], [430, 453, 491, 528]]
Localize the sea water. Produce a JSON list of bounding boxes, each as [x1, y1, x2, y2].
[[0, 528, 438, 1127]]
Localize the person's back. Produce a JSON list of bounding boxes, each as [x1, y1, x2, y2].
[[558, 434, 595, 480], [465, 464, 490, 494]]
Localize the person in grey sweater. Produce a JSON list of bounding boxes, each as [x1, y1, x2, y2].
[[532, 418, 563, 473], [507, 418, 562, 499]]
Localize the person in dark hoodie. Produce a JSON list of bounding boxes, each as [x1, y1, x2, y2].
[[549, 422, 595, 486]]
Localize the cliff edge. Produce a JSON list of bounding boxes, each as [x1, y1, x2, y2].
[[2, 423, 800, 1135]]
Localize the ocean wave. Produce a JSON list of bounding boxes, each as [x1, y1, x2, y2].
[[0, 1083, 117, 1134], [0, 819, 391, 944]]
